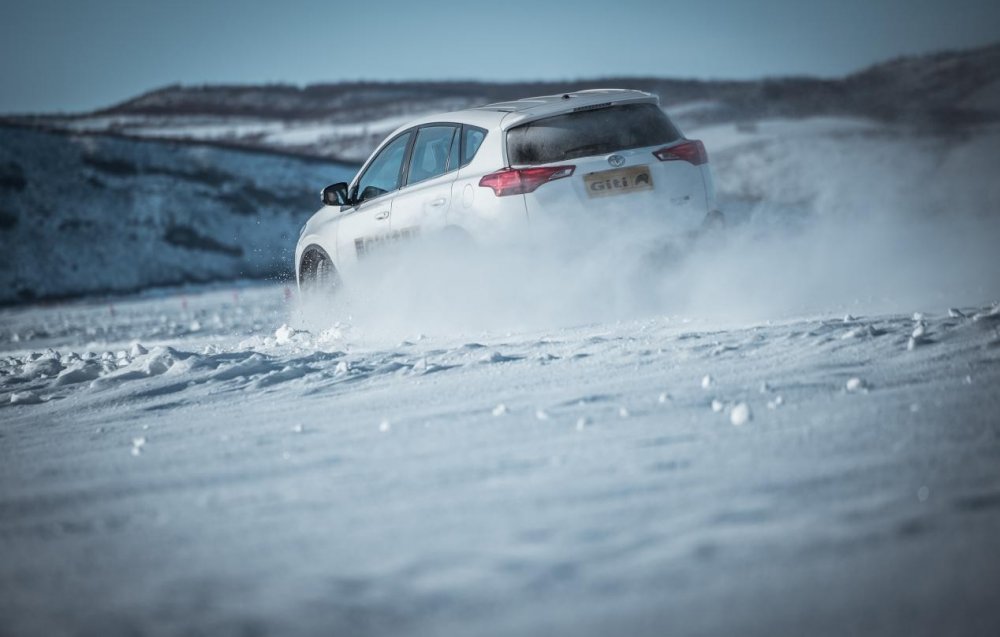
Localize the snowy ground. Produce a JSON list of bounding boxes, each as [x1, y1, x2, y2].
[[3, 97, 1000, 634], [2, 279, 1000, 636]]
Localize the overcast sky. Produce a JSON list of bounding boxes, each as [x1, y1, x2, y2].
[[1, 0, 998, 114]]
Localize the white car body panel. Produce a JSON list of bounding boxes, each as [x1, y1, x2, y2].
[[391, 168, 457, 237], [336, 195, 391, 271], [521, 143, 714, 235]]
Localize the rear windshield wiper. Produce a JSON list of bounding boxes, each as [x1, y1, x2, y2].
[[559, 143, 610, 160]]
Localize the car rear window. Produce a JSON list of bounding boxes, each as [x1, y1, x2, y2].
[[506, 103, 681, 165]]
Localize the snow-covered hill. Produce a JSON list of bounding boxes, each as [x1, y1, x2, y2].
[[8, 43, 999, 162], [0, 126, 354, 304]]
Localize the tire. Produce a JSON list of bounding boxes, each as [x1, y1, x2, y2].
[[436, 226, 476, 259], [299, 247, 340, 299]]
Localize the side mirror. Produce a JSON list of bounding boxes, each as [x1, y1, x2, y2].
[[321, 182, 350, 207]]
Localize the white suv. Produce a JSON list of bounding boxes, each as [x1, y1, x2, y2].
[[296, 88, 719, 292]]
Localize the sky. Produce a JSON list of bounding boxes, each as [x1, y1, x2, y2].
[[1, 0, 998, 114]]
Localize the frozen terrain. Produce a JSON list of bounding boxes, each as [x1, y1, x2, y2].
[[8, 43, 998, 161], [0, 126, 355, 303], [2, 279, 1000, 636], [2, 42, 1000, 635]]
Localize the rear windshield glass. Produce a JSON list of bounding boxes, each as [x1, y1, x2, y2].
[[507, 103, 681, 165]]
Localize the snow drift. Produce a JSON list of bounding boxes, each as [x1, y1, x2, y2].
[[2, 283, 999, 636]]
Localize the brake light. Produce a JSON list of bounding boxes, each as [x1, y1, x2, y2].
[[479, 165, 575, 196], [653, 140, 708, 165]]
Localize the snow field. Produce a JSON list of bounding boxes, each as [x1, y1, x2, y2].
[[2, 285, 999, 635]]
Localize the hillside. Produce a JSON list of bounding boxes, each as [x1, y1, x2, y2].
[[0, 126, 354, 303], [7, 43, 999, 162]]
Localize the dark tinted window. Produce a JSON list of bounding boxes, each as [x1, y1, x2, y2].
[[506, 103, 681, 165], [407, 125, 459, 185], [355, 132, 412, 203], [462, 126, 487, 166]]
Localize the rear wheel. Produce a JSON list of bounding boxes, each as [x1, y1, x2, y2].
[[438, 225, 475, 255]]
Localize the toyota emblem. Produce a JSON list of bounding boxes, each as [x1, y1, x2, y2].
[[608, 154, 625, 167]]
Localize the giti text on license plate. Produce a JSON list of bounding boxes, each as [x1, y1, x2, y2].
[[584, 166, 654, 198]]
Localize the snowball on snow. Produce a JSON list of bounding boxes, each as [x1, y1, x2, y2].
[[130, 436, 146, 456], [144, 354, 173, 376], [492, 404, 508, 417], [711, 399, 724, 413], [846, 377, 866, 392], [730, 402, 752, 426], [274, 324, 299, 345], [701, 375, 714, 389]]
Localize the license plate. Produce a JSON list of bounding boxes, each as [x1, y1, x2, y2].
[[583, 166, 653, 198]]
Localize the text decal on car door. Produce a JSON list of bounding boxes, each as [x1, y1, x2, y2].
[[354, 228, 420, 259]]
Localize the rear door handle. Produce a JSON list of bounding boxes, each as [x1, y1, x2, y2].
[[374, 211, 389, 220], [429, 198, 447, 207]]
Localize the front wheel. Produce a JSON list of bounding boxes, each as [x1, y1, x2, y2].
[[298, 247, 340, 299]]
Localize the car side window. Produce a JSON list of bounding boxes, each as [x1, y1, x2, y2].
[[462, 126, 487, 166], [355, 132, 412, 203], [406, 125, 459, 185]]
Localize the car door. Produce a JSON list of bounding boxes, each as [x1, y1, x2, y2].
[[336, 131, 413, 269], [389, 124, 461, 238]]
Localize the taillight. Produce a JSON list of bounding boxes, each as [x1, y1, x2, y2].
[[653, 140, 708, 165], [479, 165, 575, 196]]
